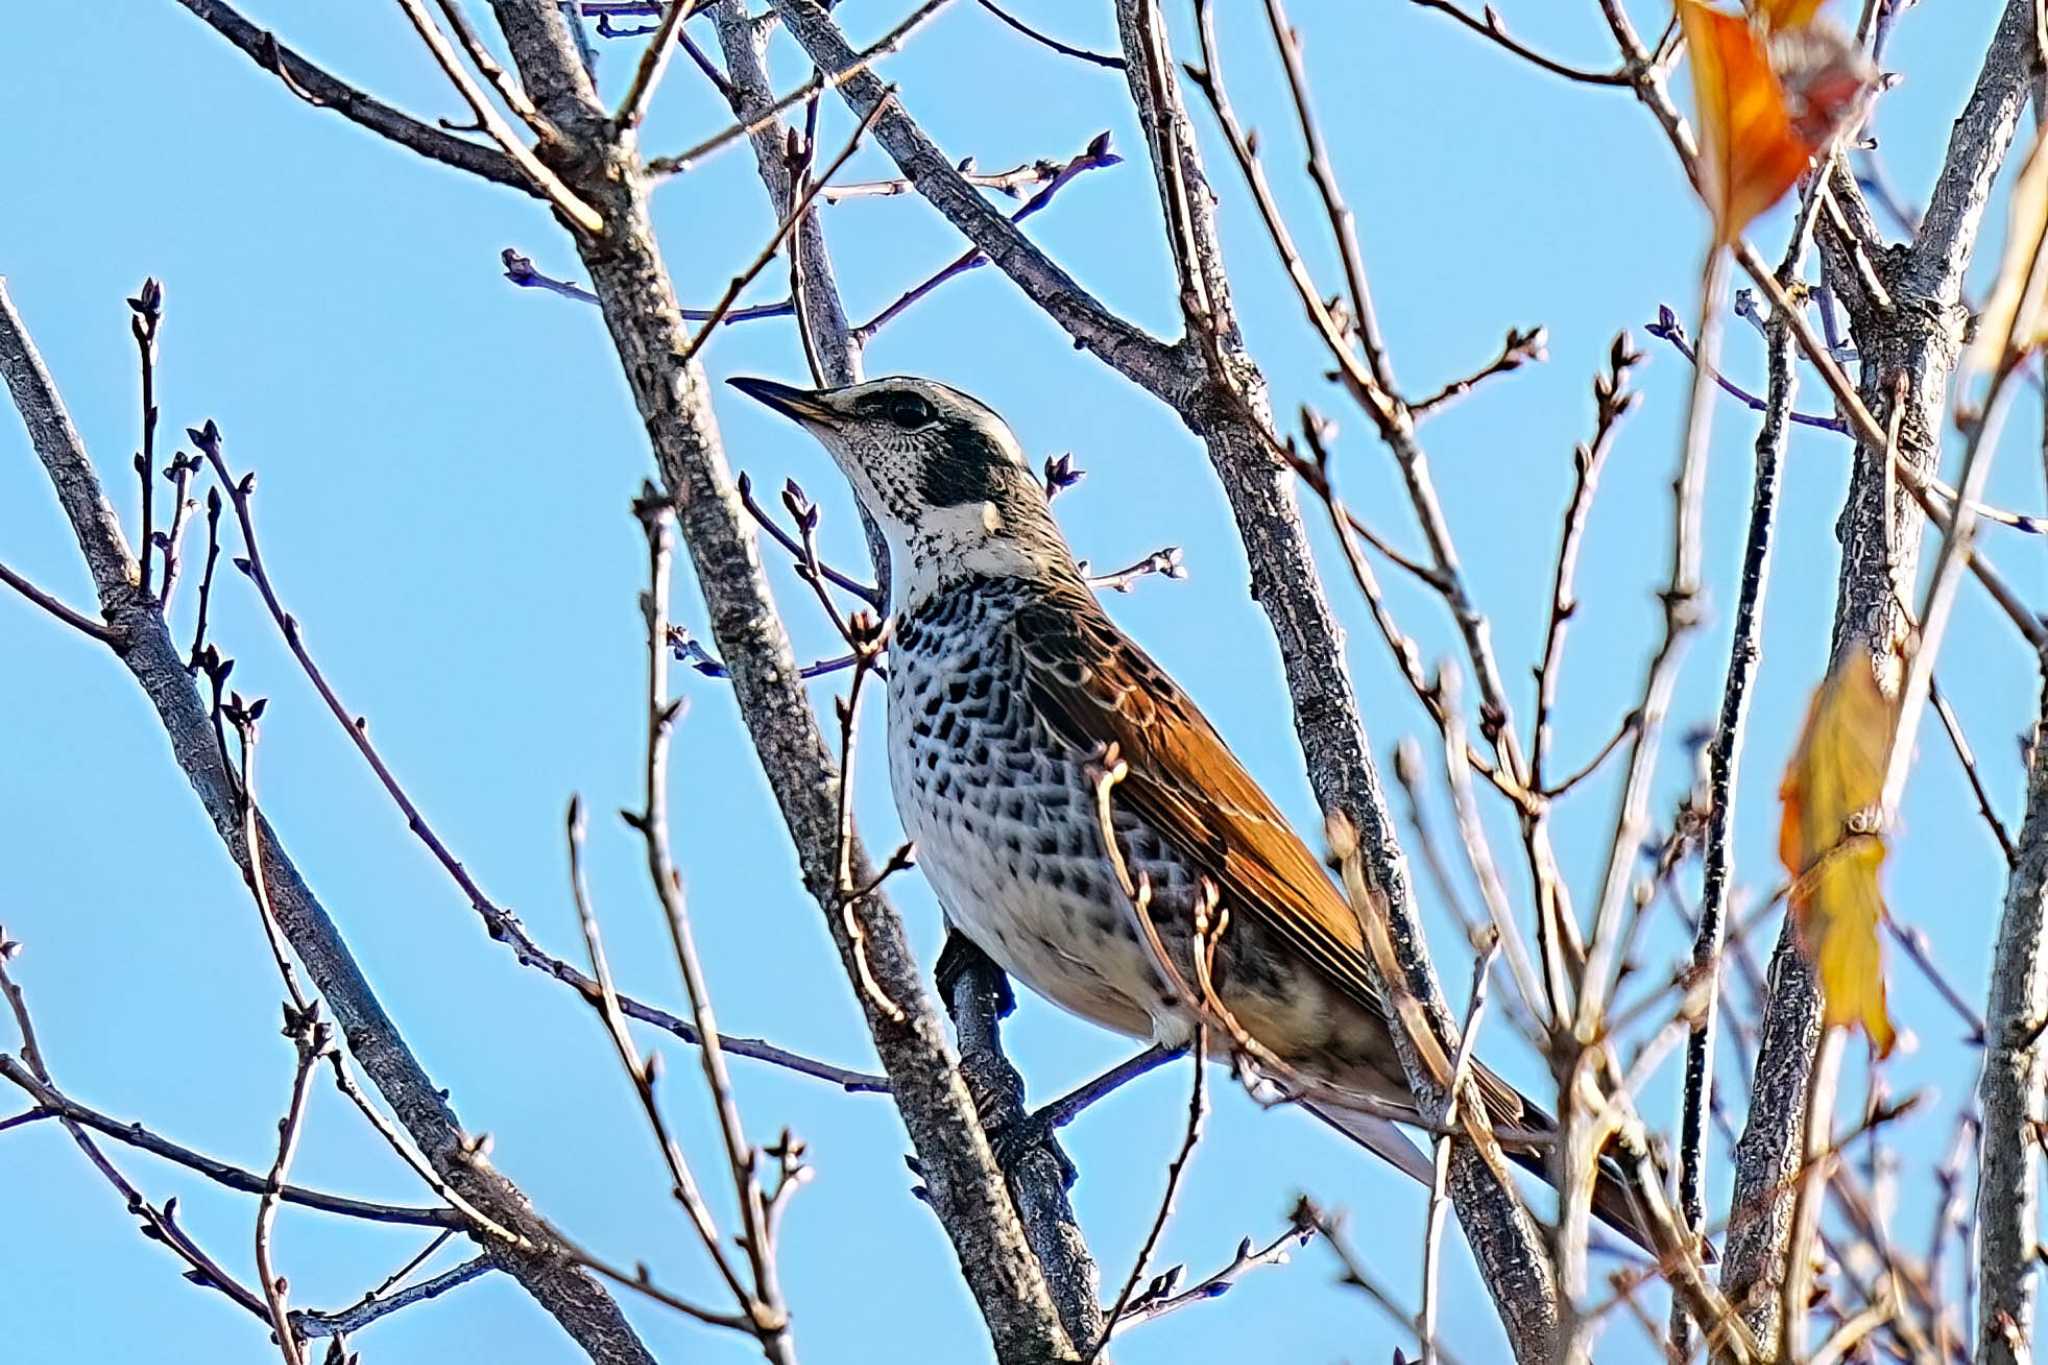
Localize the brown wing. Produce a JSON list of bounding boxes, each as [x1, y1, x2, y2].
[[1009, 582, 1526, 1123], [1009, 584, 1388, 1009]]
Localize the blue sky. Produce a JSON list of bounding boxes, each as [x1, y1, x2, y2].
[[1, 1, 2040, 1361]]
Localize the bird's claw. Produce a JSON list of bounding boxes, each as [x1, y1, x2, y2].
[[986, 1109, 1079, 1190]]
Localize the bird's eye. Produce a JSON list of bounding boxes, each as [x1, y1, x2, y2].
[[887, 394, 935, 428]]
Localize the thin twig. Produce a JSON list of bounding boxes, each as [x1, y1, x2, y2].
[[1090, 1023, 1209, 1359], [295, 1255, 494, 1340], [1408, 0, 1629, 86], [390, 0, 605, 231], [172, 0, 531, 191], [680, 89, 895, 364], [1929, 675, 2016, 862], [614, 0, 699, 129], [0, 1059, 456, 1227], [128, 280, 162, 599], [975, 0, 1124, 68], [1409, 325, 1547, 420], [646, 0, 952, 176], [850, 132, 1121, 341], [822, 154, 1074, 201], [1107, 1219, 1314, 1335], [1673, 207, 1814, 1353], [0, 559, 120, 644], [627, 490, 794, 1358], [566, 796, 757, 1316], [432, 0, 553, 136], [1422, 933, 1500, 1364], [1576, 245, 1727, 1036]]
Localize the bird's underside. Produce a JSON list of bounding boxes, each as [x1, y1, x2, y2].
[[885, 572, 1524, 1122]]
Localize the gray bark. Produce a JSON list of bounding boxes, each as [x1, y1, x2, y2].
[[480, 2, 1078, 1358], [1722, 0, 2039, 1337], [773, 0, 1559, 1355], [1979, 660, 2048, 1364], [1673, 282, 1796, 1354], [0, 285, 658, 1365], [708, 3, 1101, 1344]]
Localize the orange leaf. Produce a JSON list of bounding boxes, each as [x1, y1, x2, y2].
[[1749, 0, 1825, 30], [1679, 3, 1872, 244], [1779, 650, 1899, 1056]]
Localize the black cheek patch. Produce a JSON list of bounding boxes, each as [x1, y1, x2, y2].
[[918, 425, 1012, 507]]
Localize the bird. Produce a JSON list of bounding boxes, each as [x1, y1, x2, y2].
[[729, 372, 1659, 1254]]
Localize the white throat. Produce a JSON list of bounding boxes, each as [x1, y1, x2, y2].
[[892, 501, 1055, 608]]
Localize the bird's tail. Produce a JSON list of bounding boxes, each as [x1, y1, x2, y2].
[[1307, 1065, 1675, 1261]]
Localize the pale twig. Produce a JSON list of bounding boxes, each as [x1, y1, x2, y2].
[[821, 154, 1073, 201], [1079, 546, 1185, 593], [1879, 352, 2029, 815], [1422, 933, 1500, 1364], [679, 89, 895, 365], [1576, 245, 1726, 1038], [1780, 1030, 1848, 1361], [390, 0, 604, 231], [1438, 671, 1548, 1028], [1301, 1198, 1474, 1365], [432, 0, 552, 136], [1408, 325, 1547, 420], [226, 713, 330, 1365], [1531, 333, 1638, 792], [646, 0, 952, 176], [1263, 0, 1393, 387], [614, 0, 699, 130], [567, 796, 753, 1317], [254, 1020, 325, 1365], [627, 491, 794, 1358], [828, 616, 908, 1023]]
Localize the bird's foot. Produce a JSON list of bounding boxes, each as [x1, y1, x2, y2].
[[985, 1108, 1079, 1190]]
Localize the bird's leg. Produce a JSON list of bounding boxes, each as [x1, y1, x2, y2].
[[935, 926, 1014, 1018]]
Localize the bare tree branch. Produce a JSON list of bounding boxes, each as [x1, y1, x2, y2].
[[0, 280, 660, 1365], [475, 3, 1080, 1357], [1979, 652, 2048, 1364], [170, 0, 533, 193], [0, 1058, 459, 1229]]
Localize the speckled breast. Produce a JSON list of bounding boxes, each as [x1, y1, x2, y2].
[[885, 577, 1172, 1042]]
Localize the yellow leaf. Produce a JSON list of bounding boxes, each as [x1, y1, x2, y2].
[[1779, 650, 1898, 1056], [1965, 132, 2048, 380], [1679, 2, 1873, 244]]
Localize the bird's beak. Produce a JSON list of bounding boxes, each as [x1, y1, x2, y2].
[[727, 376, 841, 428]]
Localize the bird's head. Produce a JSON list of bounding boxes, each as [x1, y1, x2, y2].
[[729, 374, 1075, 602]]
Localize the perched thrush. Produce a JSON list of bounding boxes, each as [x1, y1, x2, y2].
[[730, 373, 1656, 1253]]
